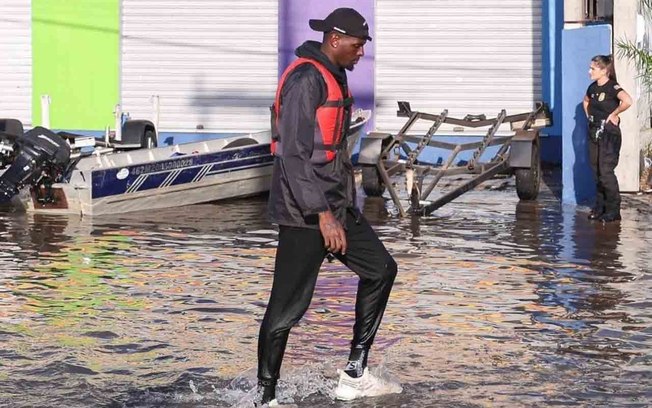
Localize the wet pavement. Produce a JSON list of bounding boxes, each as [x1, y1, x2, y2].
[[0, 171, 650, 407]]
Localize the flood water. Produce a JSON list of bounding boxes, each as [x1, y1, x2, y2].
[[0, 175, 651, 408]]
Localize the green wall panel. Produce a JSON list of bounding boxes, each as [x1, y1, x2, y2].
[[32, 0, 119, 129]]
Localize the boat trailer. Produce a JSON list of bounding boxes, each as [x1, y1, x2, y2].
[[358, 101, 551, 216]]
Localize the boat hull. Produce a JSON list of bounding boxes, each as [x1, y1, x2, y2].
[[6, 109, 371, 216], [13, 133, 274, 216]]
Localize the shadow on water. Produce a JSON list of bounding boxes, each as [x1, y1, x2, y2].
[[0, 181, 650, 407]]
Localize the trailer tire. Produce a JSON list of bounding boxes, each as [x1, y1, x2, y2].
[[141, 129, 157, 149], [515, 140, 540, 200], [362, 164, 385, 197]]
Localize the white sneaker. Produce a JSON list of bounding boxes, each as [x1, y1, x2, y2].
[[334, 368, 403, 401]]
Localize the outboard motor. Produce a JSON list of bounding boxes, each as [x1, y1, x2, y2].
[[0, 126, 70, 203], [0, 119, 24, 169], [0, 133, 15, 169]]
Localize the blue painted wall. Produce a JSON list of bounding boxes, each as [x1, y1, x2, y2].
[[540, 0, 563, 164], [561, 25, 612, 206]]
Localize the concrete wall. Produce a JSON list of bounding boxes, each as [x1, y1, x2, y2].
[[564, 0, 584, 24], [613, 0, 641, 192], [640, 9, 652, 157]]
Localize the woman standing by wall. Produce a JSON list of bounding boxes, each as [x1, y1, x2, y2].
[[583, 55, 633, 222]]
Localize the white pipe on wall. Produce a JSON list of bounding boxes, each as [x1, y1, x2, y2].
[[40, 95, 51, 128], [114, 104, 122, 142], [151, 95, 160, 131]]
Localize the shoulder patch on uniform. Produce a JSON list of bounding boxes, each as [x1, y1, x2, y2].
[[614, 84, 621, 90]]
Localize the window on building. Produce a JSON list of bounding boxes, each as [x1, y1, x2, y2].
[[586, 0, 614, 23]]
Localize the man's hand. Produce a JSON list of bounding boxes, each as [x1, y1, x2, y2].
[[318, 211, 347, 255]]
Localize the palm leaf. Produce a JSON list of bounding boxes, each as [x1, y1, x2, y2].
[[616, 39, 652, 92], [643, 0, 652, 11], [641, 0, 652, 19]]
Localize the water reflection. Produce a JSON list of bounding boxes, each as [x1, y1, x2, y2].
[[513, 200, 631, 318], [511, 200, 651, 406], [0, 187, 650, 407]]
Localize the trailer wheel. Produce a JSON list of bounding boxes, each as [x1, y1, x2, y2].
[[515, 140, 540, 200], [141, 129, 157, 149], [362, 164, 385, 197]]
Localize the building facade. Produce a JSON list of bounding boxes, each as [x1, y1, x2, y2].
[[0, 0, 644, 188], [0, 1, 548, 134]]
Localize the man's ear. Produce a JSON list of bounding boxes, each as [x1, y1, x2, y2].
[[330, 33, 340, 48]]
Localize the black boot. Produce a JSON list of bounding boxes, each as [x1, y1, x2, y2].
[[255, 378, 277, 406], [588, 210, 603, 220], [599, 212, 621, 222]]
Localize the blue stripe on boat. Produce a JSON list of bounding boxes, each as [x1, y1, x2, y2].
[[91, 144, 272, 199]]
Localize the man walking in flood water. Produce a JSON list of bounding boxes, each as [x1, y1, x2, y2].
[[256, 7, 402, 407]]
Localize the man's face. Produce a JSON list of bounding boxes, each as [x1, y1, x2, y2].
[[331, 34, 366, 70]]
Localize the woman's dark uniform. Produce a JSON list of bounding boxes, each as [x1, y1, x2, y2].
[[586, 79, 624, 221]]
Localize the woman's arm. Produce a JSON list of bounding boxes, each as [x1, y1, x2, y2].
[[583, 95, 590, 118], [607, 90, 633, 125]]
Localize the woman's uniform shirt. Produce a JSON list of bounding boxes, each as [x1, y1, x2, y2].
[[586, 79, 624, 122]]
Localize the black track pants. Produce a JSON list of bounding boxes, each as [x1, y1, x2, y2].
[[588, 126, 622, 215], [257, 209, 397, 382]]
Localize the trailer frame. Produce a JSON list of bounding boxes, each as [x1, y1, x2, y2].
[[359, 101, 551, 216]]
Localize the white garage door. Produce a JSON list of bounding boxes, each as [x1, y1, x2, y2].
[[121, 0, 278, 133], [0, 0, 32, 125], [375, 0, 543, 134]]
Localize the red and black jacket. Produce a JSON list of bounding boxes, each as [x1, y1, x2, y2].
[[271, 58, 353, 163], [267, 41, 357, 229]]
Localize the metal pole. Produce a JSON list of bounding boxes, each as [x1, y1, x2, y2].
[[421, 160, 510, 215], [420, 144, 462, 200], [114, 104, 122, 142], [378, 160, 406, 217], [151, 95, 160, 131], [40, 95, 51, 128]]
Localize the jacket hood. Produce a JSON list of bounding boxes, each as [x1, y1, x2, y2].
[[295, 40, 347, 85]]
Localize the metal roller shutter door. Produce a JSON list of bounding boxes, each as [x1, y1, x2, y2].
[[0, 0, 32, 125], [375, 0, 543, 134], [121, 0, 278, 133]]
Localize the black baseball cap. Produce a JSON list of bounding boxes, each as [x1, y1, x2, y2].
[[309, 8, 372, 41]]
